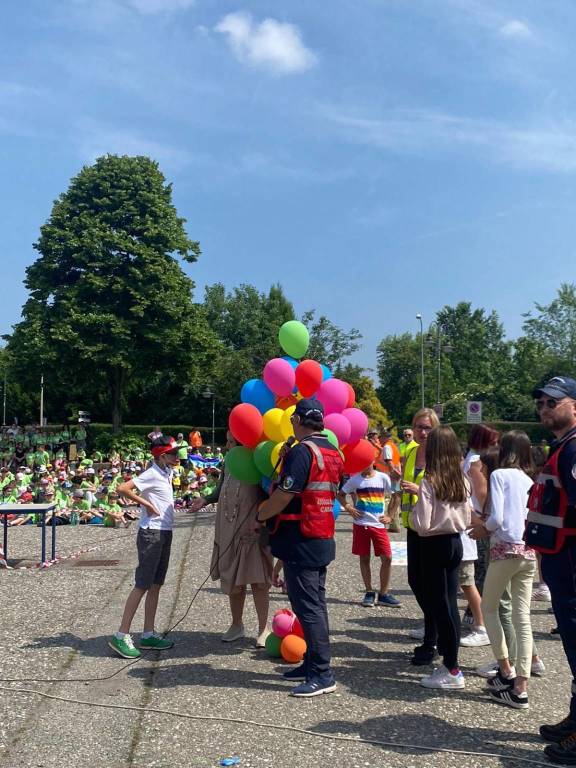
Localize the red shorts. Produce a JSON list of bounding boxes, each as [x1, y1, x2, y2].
[[352, 524, 392, 559]]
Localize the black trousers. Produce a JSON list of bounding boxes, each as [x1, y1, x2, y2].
[[407, 527, 438, 647], [419, 533, 463, 670], [284, 562, 332, 683]]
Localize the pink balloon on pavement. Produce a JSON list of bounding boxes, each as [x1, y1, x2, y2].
[[342, 408, 369, 443], [263, 358, 296, 397], [324, 413, 352, 445], [272, 612, 295, 638], [316, 378, 349, 415]]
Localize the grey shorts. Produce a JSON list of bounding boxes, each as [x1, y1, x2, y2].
[[458, 560, 475, 587], [135, 528, 173, 590]]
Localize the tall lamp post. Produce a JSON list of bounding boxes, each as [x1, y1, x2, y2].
[[2, 367, 6, 426], [416, 314, 424, 408], [426, 324, 452, 409], [39, 373, 45, 427], [203, 386, 216, 449]]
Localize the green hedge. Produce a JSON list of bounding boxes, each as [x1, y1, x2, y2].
[[87, 424, 228, 453]]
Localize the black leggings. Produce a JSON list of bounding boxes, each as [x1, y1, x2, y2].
[[419, 533, 463, 670], [407, 527, 438, 647]]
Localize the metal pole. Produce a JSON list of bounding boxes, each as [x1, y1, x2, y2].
[[416, 314, 424, 408], [437, 326, 441, 405], [211, 395, 215, 449], [39, 374, 44, 427], [2, 368, 6, 426]]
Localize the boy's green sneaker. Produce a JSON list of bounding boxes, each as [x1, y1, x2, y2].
[[108, 634, 141, 659], [139, 633, 174, 650]]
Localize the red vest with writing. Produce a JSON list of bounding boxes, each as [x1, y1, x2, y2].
[[525, 436, 576, 554], [272, 437, 344, 539]]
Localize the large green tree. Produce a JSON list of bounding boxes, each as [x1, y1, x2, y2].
[[522, 283, 576, 373], [8, 154, 208, 430], [302, 310, 362, 372]]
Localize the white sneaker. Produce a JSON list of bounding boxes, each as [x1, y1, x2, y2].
[[531, 658, 546, 676], [476, 659, 499, 678], [255, 629, 270, 648], [420, 665, 465, 689], [409, 626, 425, 640], [221, 623, 245, 642], [533, 583, 551, 602], [460, 628, 491, 647]]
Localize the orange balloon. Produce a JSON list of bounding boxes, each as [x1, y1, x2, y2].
[[276, 394, 298, 410], [280, 634, 307, 664]]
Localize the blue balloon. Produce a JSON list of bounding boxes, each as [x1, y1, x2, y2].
[[260, 476, 272, 495], [240, 379, 275, 414], [333, 499, 341, 520], [281, 355, 299, 369], [321, 364, 333, 381]]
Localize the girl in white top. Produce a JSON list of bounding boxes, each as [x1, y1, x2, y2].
[[471, 430, 536, 710]]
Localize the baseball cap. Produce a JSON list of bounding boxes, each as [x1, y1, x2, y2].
[[72, 489, 84, 498], [533, 376, 576, 400], [151, 436, 178, 458], [294, 397, 324, 422], [198, 476, 208, 484]]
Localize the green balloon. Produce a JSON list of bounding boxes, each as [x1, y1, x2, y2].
[[322, 428, 339, 449], [253, 440, 276, 477], [278, 320, 309, 359], [265, 632, 283, 658], [225, 446, 262, 485]]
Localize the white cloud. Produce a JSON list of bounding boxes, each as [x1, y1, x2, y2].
[[124, 0, 194, 13], [321, 106, 576, 173], [499, 20, 534, 40], [215, 12, 316, 75]]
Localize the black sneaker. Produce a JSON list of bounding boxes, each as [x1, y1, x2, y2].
[[551, 626, 560, 635], [361, 591, 376, 607], [376, 592, 401, 607], [540, 717, 576, 743], [545, 733, 576, 765], [488, 688, 529, 710], [487, 669, 516, 692], [290, 678, 336, 697], [283, 664, 307, 682], [411, 644, 438, 666]]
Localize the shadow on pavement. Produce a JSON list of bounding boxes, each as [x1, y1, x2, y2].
[[129, 660, 288, 692]]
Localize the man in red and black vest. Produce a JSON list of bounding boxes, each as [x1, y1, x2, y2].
[[258, 397, 344, 697], [527, 376, 576, 763]]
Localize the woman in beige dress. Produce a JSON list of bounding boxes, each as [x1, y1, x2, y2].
[[191, 432, 273, 646]]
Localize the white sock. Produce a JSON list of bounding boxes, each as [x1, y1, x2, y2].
[[115, 631, 130, 640], [474, 625, 487, 633], [141, 631, 154, 639]]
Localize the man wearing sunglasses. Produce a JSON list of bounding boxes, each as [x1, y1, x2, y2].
[[528, 377, 576, 763]]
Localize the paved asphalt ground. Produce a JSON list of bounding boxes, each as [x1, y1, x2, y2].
[[0, 511, 568, 768]]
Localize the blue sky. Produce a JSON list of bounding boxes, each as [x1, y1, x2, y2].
[[2, 0, 576, 372]]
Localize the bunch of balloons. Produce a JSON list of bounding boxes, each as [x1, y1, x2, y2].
[[265, 608, 307, 663], [226, 320, 376, 485]]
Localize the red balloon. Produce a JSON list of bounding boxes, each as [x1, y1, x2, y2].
[[342, 439, 377, 474], [228, 403, 264, 449], [345, 382, 356, 408], [292, 617, 305, 639], [295, 359, 323, 398]]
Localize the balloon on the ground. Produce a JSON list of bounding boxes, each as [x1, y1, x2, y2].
[[342, 407, 369, 443], [323, 413, 352, 446], [344, 382, 356, 408], [281, 634, 307, 663], [333, 499, 342, 520], [272, 612, 295, 638], [279, 320, 310, 359], [273, 608, 294, 618], [265, 632, 283, 658], [263, 408, 285, 443], [316, 378, 349, 415], [321, 428, 339, 449], [295, 359, 323, 397], [240, 379, 275, 414], [320, 364, 332, 381], [253, 440, 276, 477], [226, 446, 262, 485], [263, 358, 296, 397], [228, 403, 264, 448], [280, 405, 296, 441], [342, 439, 377, 475], [292, 617, 305, 639]]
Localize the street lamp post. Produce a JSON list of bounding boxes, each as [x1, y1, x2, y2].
[[203, 387, 216, 448], [427, 325, 452, 408], [39, 373, 44, 427], [2, 368, 6, 426], [416, 314, 424, 408]]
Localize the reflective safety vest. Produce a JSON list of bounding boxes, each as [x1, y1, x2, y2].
[[400, 444, 425, 529], [525, 436, 576, 554], [271, 437, 344, 539]]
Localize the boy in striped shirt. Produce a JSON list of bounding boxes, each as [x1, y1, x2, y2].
[[338, 464, 401, 607]]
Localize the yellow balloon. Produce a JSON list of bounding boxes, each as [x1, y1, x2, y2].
[[280, 405, 296, 441], [270, 441, 285, 471], [263, 408, 285, 443]]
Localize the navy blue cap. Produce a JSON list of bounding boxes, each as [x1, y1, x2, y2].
[[533, 376, 576, 401], [294, 397, 324, 422]]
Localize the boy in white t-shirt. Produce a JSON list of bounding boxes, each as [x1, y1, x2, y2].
[[337, 464, 401, 608], [108, 437, 180, 659]]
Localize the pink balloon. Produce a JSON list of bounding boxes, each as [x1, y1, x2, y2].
[[272, 612, 295, 638], [316, 378, 349, 415], [324, 413, 352, 445], [342, 408, 369, 443], [263, 358, 296, 397]]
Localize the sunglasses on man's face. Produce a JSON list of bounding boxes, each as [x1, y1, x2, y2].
[[535, 398, 566, 411]]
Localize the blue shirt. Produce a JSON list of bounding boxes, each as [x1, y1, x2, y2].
[[554, 427, 576, 531], [268, 435, 337, 568]]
